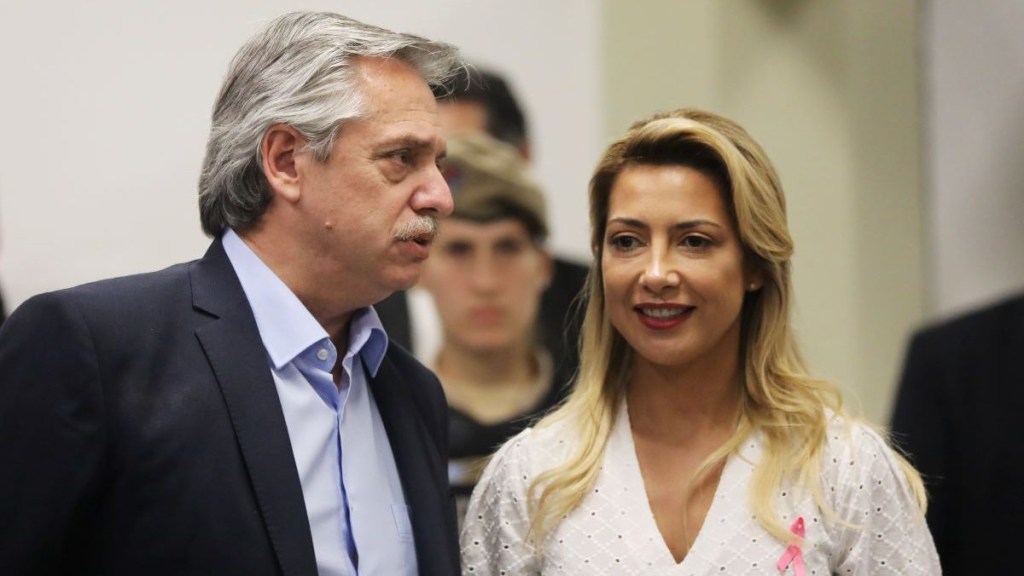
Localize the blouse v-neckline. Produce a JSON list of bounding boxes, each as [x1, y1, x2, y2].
[[613, 399, 739, 572]]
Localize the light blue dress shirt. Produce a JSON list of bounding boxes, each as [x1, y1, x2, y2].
[[223, 229, 417, 575]]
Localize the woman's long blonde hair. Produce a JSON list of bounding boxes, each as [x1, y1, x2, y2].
[[527, 108, 925, 546]]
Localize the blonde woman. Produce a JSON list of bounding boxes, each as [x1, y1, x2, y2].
[[461, 109, 940, 574]]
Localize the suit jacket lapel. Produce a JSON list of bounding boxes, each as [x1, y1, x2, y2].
[[190, 239, 317, 576], [371, 357, 456, 575]]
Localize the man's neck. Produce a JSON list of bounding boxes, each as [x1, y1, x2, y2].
[[236, 227, 354, 346]]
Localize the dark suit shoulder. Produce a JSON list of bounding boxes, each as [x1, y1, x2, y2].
[[911, 293, 1024, 356], [40, 262, 194, 311], [29, 263, 200, 344], [899, 293, 1024, 422]]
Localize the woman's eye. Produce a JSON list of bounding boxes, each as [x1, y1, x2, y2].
[[609, 235, 641, 251], [681, 235, 712, 249]]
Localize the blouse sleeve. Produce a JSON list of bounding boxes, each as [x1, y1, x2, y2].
[[460, 429, 541, 576], [826, 423, 941, 575]]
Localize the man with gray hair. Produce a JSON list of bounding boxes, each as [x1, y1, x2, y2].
[[0, 11, 461, 575]]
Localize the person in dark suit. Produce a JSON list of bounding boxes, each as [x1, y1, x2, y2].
[[0, 11, 462, 576], [890, 292, 1024, 575], [376, 66, 589, 379]]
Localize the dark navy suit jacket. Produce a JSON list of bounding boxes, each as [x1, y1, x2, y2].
[[891, 293, 1024, 575], [0, 239, 459, 575]]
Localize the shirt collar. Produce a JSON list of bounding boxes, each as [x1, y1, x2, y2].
[[347, 306, 389, 377], [221, 229, 389, 374]]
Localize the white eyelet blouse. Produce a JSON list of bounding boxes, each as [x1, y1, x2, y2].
[[460, 401, 940, 575]]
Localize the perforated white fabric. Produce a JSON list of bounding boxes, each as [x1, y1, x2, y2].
[[461, 402, 940, 575]]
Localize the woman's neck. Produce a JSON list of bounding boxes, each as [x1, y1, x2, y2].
[[627, 354, 743, 442]]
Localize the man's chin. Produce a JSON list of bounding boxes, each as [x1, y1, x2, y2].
[[383, 270, 423, 295]]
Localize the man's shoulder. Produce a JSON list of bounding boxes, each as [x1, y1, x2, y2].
[[42, 261, 196, 309], [4, 261, 202, 337], [914, 292, 1024, 347], [903, 293, 1024, 382], [32, 239, 226, 311], [71, 261, 195, 295]]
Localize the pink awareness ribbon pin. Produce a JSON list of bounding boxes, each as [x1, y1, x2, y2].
[[776, 516, 806, 576]]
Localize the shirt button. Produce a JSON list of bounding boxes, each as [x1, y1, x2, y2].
[[316, 348, 329, 361]]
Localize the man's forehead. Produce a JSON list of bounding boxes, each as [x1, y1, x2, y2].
[[353, 56, 435, 103], [344, 100, 445, 150]]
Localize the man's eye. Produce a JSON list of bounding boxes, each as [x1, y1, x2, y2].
[[391, 150, 412, 164]]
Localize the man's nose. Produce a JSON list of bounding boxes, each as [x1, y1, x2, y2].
[[413, 167, 454, 217]]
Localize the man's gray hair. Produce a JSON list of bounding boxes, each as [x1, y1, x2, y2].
[[198, 11, 461, 236]]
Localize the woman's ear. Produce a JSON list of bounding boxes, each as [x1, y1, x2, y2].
[[260, 124, 306, 203], [743, 255, 766, 293], [744, 267, 765, 292]]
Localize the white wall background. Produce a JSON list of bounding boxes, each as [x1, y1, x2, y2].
[[0, 0, 601, 310], [925, 0, 1024, 319]]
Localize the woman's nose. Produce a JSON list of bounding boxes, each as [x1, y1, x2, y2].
[[639, 253, 681, 294]]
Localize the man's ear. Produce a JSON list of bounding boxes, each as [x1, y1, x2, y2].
[[260, 124, 306, 203]]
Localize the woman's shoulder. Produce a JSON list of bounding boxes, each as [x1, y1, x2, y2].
[[486, 415, 578, 476], [817, 413, 921, 512], [820, 413, 898, 467], [812, 415, 939, 571], [461, 416, 578, 547]]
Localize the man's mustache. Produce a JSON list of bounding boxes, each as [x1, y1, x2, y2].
[[394, 216, 438, 242]]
